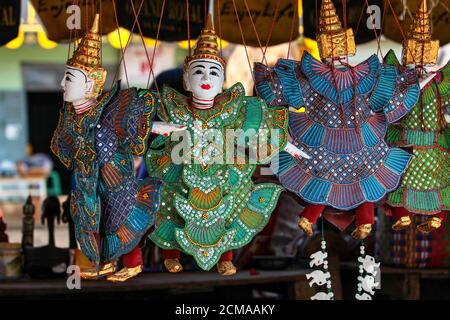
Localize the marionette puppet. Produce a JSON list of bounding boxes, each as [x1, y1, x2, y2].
[[145, 14, 309, 276], [51, 14, 183, 282], [384, 0, 449, 233], [254, 0, 421, 241]]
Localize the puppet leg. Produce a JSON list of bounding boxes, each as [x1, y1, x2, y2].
[[417, 211, 448, 234], [390, 206, 413, 231], [298, 204, 326, 236], [351, 202, 374, 240], [217, 251, 236, 276], [107, 246, 143, 282], [162, 249, 183, 273], [79, 261, 116, 280]]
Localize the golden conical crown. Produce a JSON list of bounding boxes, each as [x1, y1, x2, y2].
[[67, 14, 107, 98], [184, 14, 226, 69], [410, 0, 432, 41], [68, 14, 102, 71], [317, 0, 356, 59], [402, 0, 439, 66], [319, 0, 343, 33]]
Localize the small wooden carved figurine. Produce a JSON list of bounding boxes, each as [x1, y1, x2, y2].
[[24, 197, 69, 279], [41, 196, 61, 247], [22, 195, 35, 247], [0, 208, 9, 243], [61, 195, 77, 249]]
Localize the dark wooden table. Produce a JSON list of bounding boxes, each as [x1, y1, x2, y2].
[[0, 269, 324, 300]]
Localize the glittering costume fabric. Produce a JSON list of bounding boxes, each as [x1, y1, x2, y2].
[[385, 51, 450, 215], [51, 84, 162, 265], [146, 83, 287, 270], [254, 52, 420, 210]]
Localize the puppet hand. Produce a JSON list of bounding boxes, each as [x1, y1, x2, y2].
[[151, 121, 187, 136], [284, 141, 310, 159]]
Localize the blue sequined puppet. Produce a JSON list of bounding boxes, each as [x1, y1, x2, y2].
[[51, 15, 165, 282], [254, 0, 420, 240]]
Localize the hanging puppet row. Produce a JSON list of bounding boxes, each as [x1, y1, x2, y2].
[[51, 0, 449, 300]]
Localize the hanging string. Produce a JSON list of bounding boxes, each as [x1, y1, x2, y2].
[[240, 0, 281, 94], [85, 0, 88, 35], [67, 0, 77, 62], [365, 0, 384, 60], [438, 0, 450, 13], [380, 0, 389, 63], [231, 0, 255, 84], [146, 0, 166, 90], [91, 0, 95, 22], [110, 0, 146, 89], [315, 0, 319, 35], [341, 0, 349, 64], [99, 0, 103, 65], [111, 0, 130, 88], [321, 215, 325, 242], [320, 216, 333, 297], [262, 0, 282, 63], [355, 0, 368, 38], [286, 0, 298, 59], [242, 0, 265, 61], [74, 0, 79, 47], [186, 0, 191, 56], [386, 0, 407, 42], [217, 0, 223, 57], [242, 0, 285, 67], [63, 0, 79, 112], [128, 0, 152, 87]]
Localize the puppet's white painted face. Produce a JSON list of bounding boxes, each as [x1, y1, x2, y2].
[[184, 59, 224, 100], [60, 67, 94, 103]]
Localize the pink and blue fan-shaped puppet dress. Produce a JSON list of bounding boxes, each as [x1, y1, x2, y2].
[[254, 52, 420, 210]]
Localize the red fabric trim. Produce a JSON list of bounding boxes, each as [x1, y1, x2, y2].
[[436, 211, 448, 222], [219, 251, 233, 262], [355, 202, 375, 226], [122, 246, 142, 268], [390, 206, 411, 220], [163, 249, 181, 259], [301, 204, 326, 223]]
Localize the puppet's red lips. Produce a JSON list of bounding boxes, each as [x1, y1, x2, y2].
[[201, 84, 211, 90]]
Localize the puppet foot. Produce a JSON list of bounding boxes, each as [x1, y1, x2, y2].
[[417, 217, 442, 234], [80, 262, 116, 280], [106, 265, 142, 282], [164, 259, 183, 273], [298, 217, 314, 236], [351, 224, 372, 240], [217, 261, 237, 276], [392, 216, 412, 231]]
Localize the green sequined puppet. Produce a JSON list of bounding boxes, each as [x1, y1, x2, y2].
[[145, 15, 308, 276], [385, 0, 450, 233]]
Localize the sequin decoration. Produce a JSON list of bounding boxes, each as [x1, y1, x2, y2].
[[51, 83, 161, 266], [254, 51, 420, 211], [146, 83, 287, 271], [385, 50, 450, 215]]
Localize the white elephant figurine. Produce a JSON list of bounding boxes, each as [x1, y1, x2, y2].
[[355, 292, 372, 300], [306, 270, 331, 287], [358, 275, 379, 295], [309, 251, 328, 268], [358, 255, 380, 275], [311, 292, 334, 300]]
